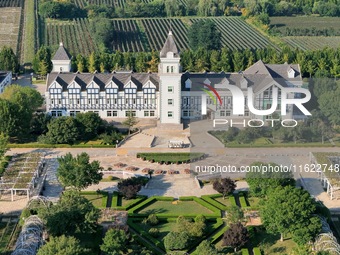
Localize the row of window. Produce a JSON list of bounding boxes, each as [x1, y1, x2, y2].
[[219, 110, 249, 117], [50, 88, 155, 94], [50, 98, 156, 105], [106, 111, 156, 117]]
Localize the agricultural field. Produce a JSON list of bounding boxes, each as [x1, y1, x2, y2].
[[0, 0, 23, 7], [192, 17, 278, 50], [0, 7, 21, 53], [44, 18, 98, 56], [43, 16, 277, 56], [282, 36, 340, 51], [270, 16, 340, 31], [72, 0, 187, 8]]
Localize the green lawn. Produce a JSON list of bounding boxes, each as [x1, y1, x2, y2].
[[138, 201, 214, 215], [82, 194, 106, 208], [120, 197, 140, 207]]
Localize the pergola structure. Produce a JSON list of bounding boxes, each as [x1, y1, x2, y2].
[[11, 216, 44, 255], [310, 152, 340, 200], [0, 153, 45, 201]]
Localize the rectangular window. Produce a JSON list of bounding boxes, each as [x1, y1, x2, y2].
[[168, 99, 173, 105], [150, 111, 155, 117], [144, 111, 149, 117], [106, 88, 117, 94], [88, 99, 92, 104], [107, 99, 110, 104], [77, 99, 80, 104], [51, 111, 56, 117], [88, 88, 99, 94], [245, 111, 249, 116], [112, 111, 118, 117], [183, 110, 188, 117], [69, 88, 80, 94], [50, 88, 61, 94], [168, 86, 173, 93], [220, 110, 225, 117], [57, 111, 62, 117], [126, 111, 136, 117], [107, 111, 112, 117], [168, 111, 173, 118], [143, 88, 155, 94], [51, 99, 54, 104], [226, 111, 231, 116], [70, 111, 75, 117], [95, 99, 99, 104], [94, 111, 99, 115], [125, 88, 136, 94]]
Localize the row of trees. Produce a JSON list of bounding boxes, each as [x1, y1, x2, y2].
[[0, 46, 19, 73], [34, 44, 340, 78]]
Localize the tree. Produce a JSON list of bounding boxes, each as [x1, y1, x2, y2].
[[32, 46, 52, 75], [57, 152, 103, 190], [123, 111, 138, 135], [194, 240, 219, 255], [225, 205, 244, 224], [318, 88, 340, 126], [246, 162, 295, 197], [261, 186, 321, 243], [212, 177, 236, 199], [42, 117, 79, 144], [117, 177, 147, 199], [164, 231, 190, 251], [0, 132, 8, 158], [0, 98, 18, 136], [0, 46, 19, 73], [75, 112, 104, 141], [39, 190, 100, 236], [36, 235, 87, 255], [222, 222, 249, 252], [100, 228, 129, 255], [1, 85, 43, 137], [88, 52, 98, 73], [188, 20, 221, 51]]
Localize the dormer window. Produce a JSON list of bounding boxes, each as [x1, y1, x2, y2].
[[240, 77, 248, 89], [185, 79, 192, 89], [287, 67, 295, 78], [204, 79, 211, 85]]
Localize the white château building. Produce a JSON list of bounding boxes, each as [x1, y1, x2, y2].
[[45, 32, 303, 128]]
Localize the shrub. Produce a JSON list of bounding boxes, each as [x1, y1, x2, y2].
[[229, 195, 237, 206], [239, 195, 248, 208], [164, 231, 190, 250], [147, 214, 159, 225], [148, 228, 160, 237]]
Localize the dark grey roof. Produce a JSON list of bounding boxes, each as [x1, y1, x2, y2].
[[52, 43, 72, 61], [46, 72, 160, 91], [160, 31, 179, 58]]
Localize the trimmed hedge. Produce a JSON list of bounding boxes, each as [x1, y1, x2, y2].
[[8, 143, 116, 148], [201, 195, 228, 211], [127, 219, 165, 251], [239, 195, 248, 208], [131, 233, 163, 255], [128, 197, 157, 215], [209, 223, 228, 244], [253, 247, 261, 255], [111, 192, 147, 210], [136, 152, 205, 164], [80, 191, 108, 208], [242, 248, 250, 255], [229, 196, 237, 207]]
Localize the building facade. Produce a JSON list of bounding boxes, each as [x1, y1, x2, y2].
[[45, 33, 303, 126], [0, 71, 12, 94]]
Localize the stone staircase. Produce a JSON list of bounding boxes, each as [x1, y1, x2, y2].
[[120, 131, 154, 148]]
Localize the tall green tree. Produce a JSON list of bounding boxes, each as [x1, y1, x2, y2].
[[246, 162, 295, 197], [43, 117, 79, 144], [36, 235, 88, 255], [0, 85, 43, 137], [188, 20, 221, 51], [0, 132, 8, 158], [0, 46, 19, 73], [75, 112, 104, 141], [100, 228, 129, 255], [39, 190, 100, 236], [194, 240, 219, 255], [32, 46, 52, 75], [261, 186, 321, 243], [57, 152, 103, 190]]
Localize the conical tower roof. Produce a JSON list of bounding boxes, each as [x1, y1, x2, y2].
[[160, 31, 179, 58]]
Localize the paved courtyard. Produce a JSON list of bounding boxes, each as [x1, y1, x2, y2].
[[1, 146, 340, 214]]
